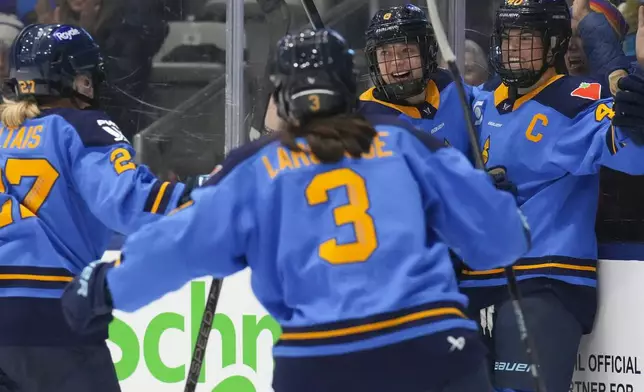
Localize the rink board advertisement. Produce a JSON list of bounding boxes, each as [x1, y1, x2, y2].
[[102, 251, 644, 392], [571, 260, 644, 392], [101, 252, 278, 392]]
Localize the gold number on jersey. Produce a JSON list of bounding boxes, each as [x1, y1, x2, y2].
[[525, 113, 548, 143], [18, 80, 35, 94], [0, 159, 59, 228], [305, 168, 377, 264], [110, 148, 136, 175], [308, 94, 321, 112], [595, 103, 615, 122]]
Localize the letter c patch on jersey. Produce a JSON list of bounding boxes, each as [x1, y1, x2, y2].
[[570, 82, 602, 101]]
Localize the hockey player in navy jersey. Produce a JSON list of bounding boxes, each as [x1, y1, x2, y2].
[[358, 4, 472, 155], [62, 28, 531, 392], [461, 1, 644, 391], [0, 24, 194, 392]]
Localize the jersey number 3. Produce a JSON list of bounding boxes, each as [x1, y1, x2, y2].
[[0, 159, 59, 228], [305, 168, 377, 265]]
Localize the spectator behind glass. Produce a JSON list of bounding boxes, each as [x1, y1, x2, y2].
[[54, 0, 169, 141], [0, 13, 23, 83], [463, 39, 489, 86], [567, 0, 629, 81], [619, 0, 638, 57]]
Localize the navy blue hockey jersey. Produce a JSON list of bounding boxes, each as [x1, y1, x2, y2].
[[0, 108, 184, 344], [105, 116, 530, 358], [461, 74, 644, 291], [358, 69, 472, 157]]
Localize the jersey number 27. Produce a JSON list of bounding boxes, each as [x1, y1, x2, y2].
[[305, 168, 378, 265], [0, 159, 59, 228]]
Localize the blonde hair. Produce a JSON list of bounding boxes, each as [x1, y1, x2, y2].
[[0, 98, 41, 129]]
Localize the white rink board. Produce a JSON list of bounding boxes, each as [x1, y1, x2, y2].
[[101, 251, 277, 392], [102, 250, 644, 391], [572, 260, 644, 392]]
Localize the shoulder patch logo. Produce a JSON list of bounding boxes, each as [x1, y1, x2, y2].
[[482, 135, 490, 165], [473, 100, 485, 126], [571, 82, 602, 101]]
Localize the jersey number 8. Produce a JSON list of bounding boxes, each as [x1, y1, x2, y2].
[[0, 159, 59, 228], [305, 168, 378, 265]]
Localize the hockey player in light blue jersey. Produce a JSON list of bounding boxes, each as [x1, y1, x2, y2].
[[461, 1, 644, 391], [0, 24, 195, 392], [62, 28, 531, 392], [358, 4, 472, 156]]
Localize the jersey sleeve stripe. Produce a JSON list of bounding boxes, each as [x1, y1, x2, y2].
[[277, 300, 467, 348], [144, 181, 175, 214], [0, 266, 74, 290], [150, 182, 170, 213], [606, 124, 618, 155], [460, 258, 597, 284], [157, 182, 176, 214], [144, 181, 163, 212]]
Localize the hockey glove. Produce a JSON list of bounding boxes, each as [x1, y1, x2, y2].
[[61, 260, 116, 335], [488, 167, 518, 197], [613, 70, 644, 145]]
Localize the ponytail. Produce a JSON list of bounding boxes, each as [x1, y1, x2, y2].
[[0, 97, 41, 129], [281, 113, 377, 163]]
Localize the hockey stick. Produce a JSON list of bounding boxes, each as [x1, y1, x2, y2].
[[424, 1, 547, 391], [301, 0, 324, 30], [184, 2, 290, 390], [184, 278, 223, 392]]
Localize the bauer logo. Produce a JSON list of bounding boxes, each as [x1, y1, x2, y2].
[[494, 361, 532, 372], [53, 26, 81, 41]]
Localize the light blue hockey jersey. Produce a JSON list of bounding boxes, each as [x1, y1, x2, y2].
[[461, 74, 644, 291], [0, 107, 184, 344], [358, 69, 473, 158], [106, 115, 530, 358]]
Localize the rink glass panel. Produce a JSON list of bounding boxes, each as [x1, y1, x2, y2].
[[126, 0, 643, 245]]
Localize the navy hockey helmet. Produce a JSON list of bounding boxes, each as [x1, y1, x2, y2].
[[8, 24, 105, 104], [364, 4, 438, 101], [490, 0, 571, 88], [271, 28, 357, 123]]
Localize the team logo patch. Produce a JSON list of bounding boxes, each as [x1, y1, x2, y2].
[[482, 136, 490, 165], [383, 12, 392, 20], [571, 82, 602, 101]]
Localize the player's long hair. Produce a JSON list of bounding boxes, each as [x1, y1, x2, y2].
[[0, 97, 41, 129], [281, 113, 377, 164]]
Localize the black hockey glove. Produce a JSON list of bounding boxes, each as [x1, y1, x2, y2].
[[613, 71, 644, 146], [61, 260, 116, 335], [488, 167, 518, 197]]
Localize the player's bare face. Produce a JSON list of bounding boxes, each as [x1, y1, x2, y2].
[[502, 29, 544, 71], [376, 42, 423, 85], [565, 33, 587, 75]]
